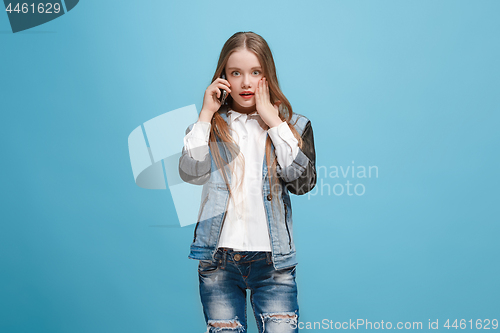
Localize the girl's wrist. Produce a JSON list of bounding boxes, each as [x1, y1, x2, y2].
[[266, 114, 283, 128], [199, 108, 215, 123]]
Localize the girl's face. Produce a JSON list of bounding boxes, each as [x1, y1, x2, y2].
[[225, 48, 264, 113]]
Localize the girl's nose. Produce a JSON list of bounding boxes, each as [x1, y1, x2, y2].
[[242, 75, 251, 88]]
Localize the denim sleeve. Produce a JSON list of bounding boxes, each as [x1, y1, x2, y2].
[[178, 124, 212, 185], [277, 120, 317, 195]]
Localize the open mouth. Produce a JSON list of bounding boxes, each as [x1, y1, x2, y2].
[[240, 92, 254, 99]]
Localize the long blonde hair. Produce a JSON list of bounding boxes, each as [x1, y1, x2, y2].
[[209, 31, 303, 206]]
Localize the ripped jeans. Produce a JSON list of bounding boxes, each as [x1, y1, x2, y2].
[[199, 248, 299, 333]]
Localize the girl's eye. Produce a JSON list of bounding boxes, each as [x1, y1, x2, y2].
[[231, 70, 260, 76]]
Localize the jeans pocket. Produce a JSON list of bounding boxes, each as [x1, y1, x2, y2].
[[198, 259, 219, 274], [277, 264, 297, 277]]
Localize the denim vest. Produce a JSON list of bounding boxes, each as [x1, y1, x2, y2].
[[178, 106, 316, 270]]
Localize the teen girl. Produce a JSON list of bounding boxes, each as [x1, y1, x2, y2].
[[179, 31, 316, 333]]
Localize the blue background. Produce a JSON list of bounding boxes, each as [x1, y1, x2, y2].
[[1, 0, 499, 332]]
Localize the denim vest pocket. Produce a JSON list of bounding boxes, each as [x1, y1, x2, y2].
[[192, 192, 209, 242], [192, 182, 230, 247]]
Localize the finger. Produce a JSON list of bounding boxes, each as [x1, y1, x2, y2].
[[216, 83, 231, 93], [260, 79, 268, 99], [254, 85, 259, 106], [216, 77, 231, 88]]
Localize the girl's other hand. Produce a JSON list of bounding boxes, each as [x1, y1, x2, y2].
[[255, 77, 282, 128], [199, 78, 231, 123]]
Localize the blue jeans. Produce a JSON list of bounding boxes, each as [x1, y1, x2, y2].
[[198, 248, 299, 333]]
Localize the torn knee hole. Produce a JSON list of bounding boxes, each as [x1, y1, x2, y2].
[[210, 322, 239, 328], [268, 314, 296, 319], [207, 318, 243, 331], [261, 312, 298, 325]]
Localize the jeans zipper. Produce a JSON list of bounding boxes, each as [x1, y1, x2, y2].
[[193, 194, 209, 243]]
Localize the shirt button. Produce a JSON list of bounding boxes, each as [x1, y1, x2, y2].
[[234, 254, 241, 261], [267, 194, 272, 201]]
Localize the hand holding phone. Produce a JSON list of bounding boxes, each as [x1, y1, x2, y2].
[[219, 73, 228, 105], [199, 73, 231, 122]]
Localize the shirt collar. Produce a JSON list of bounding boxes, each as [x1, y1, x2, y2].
[[228, 108, 259, 124]]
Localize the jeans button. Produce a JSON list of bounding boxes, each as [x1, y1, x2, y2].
[[234, 254, 241, 261], [267, 194, 272, 201]]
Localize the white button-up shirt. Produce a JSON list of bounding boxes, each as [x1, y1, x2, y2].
[[184, 109, 299, 251]]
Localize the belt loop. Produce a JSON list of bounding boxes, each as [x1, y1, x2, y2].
[[266, 252, 272, 265]]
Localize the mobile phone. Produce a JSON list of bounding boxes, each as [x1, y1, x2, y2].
[[219, 73, 227, 105]]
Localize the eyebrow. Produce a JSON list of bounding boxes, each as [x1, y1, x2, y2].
[[226, 67, 262, 70]]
